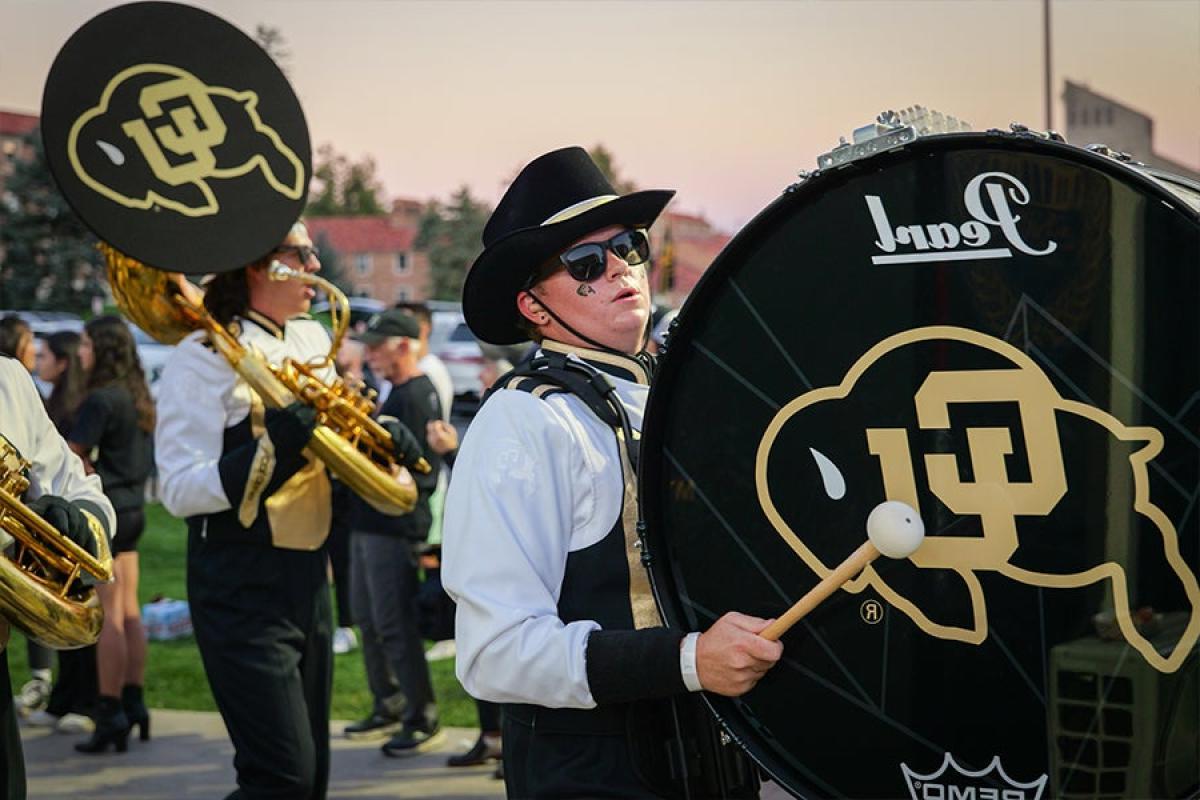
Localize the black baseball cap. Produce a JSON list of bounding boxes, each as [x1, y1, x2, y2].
[[354, 309, 421, 345]]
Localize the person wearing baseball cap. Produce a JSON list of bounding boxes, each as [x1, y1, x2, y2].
[[344, 309, 445, 757]]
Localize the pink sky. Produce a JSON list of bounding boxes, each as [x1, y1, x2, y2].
[[2, 0, 1197, 233]]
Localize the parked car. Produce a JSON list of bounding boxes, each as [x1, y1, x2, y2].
[[0, 309, 84, 335], [429, 310, 484, 400], [310, 296, 385, 332], [126, 323, 173, 398]]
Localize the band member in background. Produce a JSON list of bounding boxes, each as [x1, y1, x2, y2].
[[155, 222, 422, 799], [69, 316, 155, 753], [0, 316, 37, 374], [344, 310, 442, 756], [442, 147, 782, 799], [1, 355, 115, 800]]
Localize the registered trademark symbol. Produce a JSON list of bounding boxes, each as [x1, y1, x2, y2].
[[860, 599, 884, 624]]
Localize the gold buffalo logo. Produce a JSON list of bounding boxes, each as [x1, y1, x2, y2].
[[756, 325, 1200, 673], [67, 64, 304, 217]]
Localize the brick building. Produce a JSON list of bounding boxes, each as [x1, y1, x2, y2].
[[647, 210, 731, 308], [0, 110, 38, 202], [1063, 81, 1199, 181], [305, 199, 432, 303]]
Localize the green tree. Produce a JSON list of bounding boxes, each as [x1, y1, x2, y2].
[[0, 131, 103, 313], [416, 186, 492, 301], [588, 144, 638, 194], [254, 25, 290, 75], [306, 144, 386, 217]]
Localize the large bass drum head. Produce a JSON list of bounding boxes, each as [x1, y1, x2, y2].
[[640, 133, 1200, 799]]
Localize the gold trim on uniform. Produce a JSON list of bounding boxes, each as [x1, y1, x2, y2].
[[239, 433, 277, 528], [266, 457, 332, 551]]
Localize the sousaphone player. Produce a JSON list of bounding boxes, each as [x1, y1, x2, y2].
[[39, 5, 425, 798], [1, 356, 116, 800]]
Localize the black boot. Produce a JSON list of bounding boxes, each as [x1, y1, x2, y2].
[[121, 684, 150, 742], [74, 696, 130, 754]]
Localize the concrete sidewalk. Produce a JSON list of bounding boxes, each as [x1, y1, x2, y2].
[[20, 710, 505, 799]]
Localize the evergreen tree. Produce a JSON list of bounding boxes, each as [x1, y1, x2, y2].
[[306, 144, 386, 216], [0, 130, 103, 313], [416, 186, 491, 301], [588, 144, 638, 194]]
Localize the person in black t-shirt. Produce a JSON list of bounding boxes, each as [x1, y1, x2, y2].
[[342, 309, 444, 756], [69, 315, 155, 754]]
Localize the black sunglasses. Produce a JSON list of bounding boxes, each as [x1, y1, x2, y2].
[[557, 229, 650, 282], [275, 244, 320, 264]]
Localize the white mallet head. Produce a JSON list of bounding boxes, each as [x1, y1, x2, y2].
[[866, 500, 925, 559]]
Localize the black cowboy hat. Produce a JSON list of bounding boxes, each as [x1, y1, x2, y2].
[[463, 146, 675, 345]]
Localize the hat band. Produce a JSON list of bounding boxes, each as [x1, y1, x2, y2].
[[541, 194, 619, 226]]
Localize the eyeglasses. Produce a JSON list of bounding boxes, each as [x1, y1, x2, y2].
[[557, 229, 650, 282], [275, 244, 320, 264]]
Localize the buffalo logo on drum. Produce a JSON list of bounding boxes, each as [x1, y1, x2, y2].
[[756, 325, 1200, 673], [67, 64, 305, 218], [900, 754, 1048, 800]]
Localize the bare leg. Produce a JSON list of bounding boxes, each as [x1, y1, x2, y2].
[[119, 553, 146, 686], [96, 556, 129, 698]]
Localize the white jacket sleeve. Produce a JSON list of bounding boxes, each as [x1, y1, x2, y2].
[[442, 389, 600, 708], [0, 359, 115, 542], [154, 338, 236, 518]]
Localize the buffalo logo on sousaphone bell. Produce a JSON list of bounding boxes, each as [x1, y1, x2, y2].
[[67, 63, 304, 218], [755, 325, 1200, 673]]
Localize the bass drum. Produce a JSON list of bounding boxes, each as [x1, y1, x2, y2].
[[639, 132, 1200, 799]]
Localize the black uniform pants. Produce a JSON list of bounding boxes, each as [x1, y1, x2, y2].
[[1, 649, 25, 800], [501, 703, 666, 799], [188, 529, 332, 800]]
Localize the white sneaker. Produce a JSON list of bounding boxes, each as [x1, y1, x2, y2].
[[14, 679, 51, 716], [22, 709, 61, 728], [425, 640, 456, 662], [333, 626, 358, 655], [55, 713, 95, 734]]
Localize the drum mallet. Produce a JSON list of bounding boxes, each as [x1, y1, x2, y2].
[[761, 501, 925, 641]]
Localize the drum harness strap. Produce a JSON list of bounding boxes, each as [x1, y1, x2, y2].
[[486, 348, 759, 800]]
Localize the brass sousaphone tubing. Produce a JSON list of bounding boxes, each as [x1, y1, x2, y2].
[[104, 245, 429, 517], [0, 440, 113, 649]]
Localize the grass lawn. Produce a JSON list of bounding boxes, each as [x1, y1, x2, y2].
[[6, 503, 476, 727]]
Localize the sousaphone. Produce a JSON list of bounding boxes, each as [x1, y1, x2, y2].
[[40, 1, 424, 518]]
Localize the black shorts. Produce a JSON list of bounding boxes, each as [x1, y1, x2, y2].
[[111, 507, 145, 555]]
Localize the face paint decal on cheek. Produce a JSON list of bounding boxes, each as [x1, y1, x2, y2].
[[576, 283, 596, 297]]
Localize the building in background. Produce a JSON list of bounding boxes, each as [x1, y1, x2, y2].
[[0, 110, 38, 202], [648, 210, 731, 308], [306, 198, 432, 303], [1063, 81, 1200, 181]]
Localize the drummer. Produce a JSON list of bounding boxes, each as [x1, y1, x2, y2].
[[442, 147, 783, 799]]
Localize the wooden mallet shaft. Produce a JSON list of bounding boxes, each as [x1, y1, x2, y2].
[[760, 540, 880, 641]]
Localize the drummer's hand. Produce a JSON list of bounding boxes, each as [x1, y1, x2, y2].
[[425, 420, 458, 455], [695, 612, 783, 697]]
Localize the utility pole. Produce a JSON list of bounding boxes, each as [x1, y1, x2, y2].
[[1043, 0, 1053, 130]]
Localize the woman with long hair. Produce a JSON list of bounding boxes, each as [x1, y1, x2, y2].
[[0, 315, 36, 373], [37, 331, 88, 435], [69, 316, 155, 753], [19, 331, 102, 734]]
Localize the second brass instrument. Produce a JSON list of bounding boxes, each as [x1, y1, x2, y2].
[[0, 439, 113, 649], [104, 245, 427, 517]]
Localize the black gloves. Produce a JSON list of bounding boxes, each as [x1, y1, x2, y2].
[[28, 495, 99, 558], [218, 401, 317, 520], [264, 402, 318, 459], [378, 416, 425, 471]]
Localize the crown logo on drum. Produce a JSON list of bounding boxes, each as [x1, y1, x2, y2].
[[901, 754, 1048, 800]]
